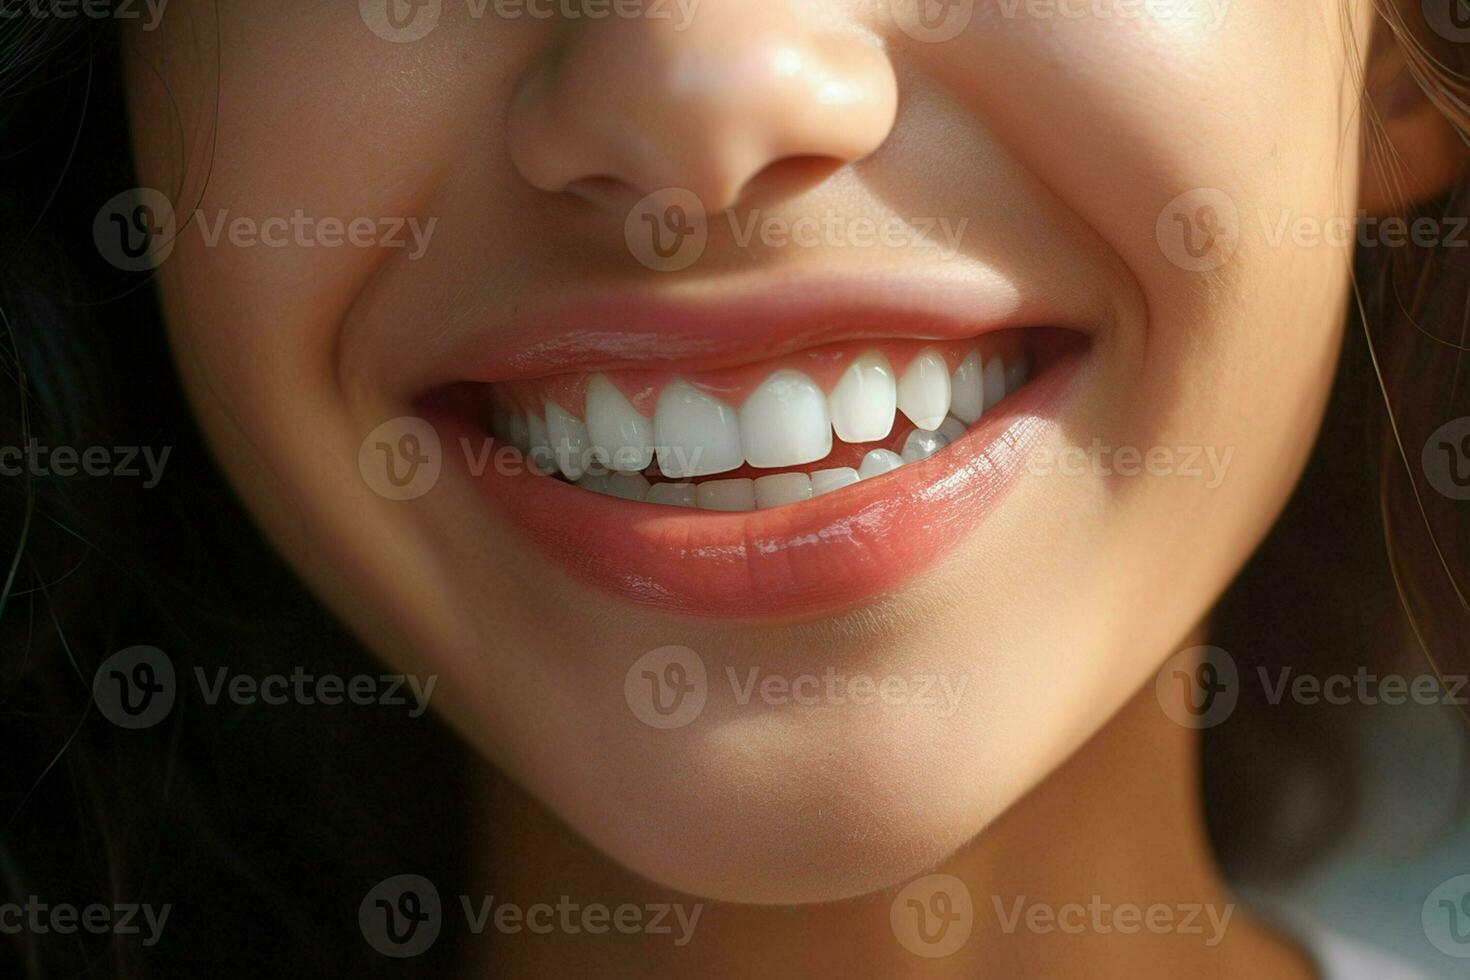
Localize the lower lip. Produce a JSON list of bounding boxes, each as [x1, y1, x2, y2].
[[432, 354, 1081, 621]]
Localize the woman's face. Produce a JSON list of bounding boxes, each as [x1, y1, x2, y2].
[[124, 0, 1368, 903]]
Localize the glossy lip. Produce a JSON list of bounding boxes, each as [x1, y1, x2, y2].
[[429, 349, 1083, 621], [422, 273, 1092, 384]]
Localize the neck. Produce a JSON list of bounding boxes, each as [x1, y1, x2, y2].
[[461, 674, 1314, 979]]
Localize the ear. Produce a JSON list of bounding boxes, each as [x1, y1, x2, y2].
[[1359, 23, 1470, 216]]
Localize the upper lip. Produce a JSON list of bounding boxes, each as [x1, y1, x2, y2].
[[421, 270, 1094, 387]]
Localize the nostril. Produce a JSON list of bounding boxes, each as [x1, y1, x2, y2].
[[562, 175, 634, 209], [737, 155, 849, 210]]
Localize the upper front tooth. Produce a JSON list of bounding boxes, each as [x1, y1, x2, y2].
[[897, 349, 952, 431], [982, 356, 1005, 410], [545, 400, 590, 480], [740, 370, 832, 468], [527, 411, 558, 475], [653, 381, 744, 478], [585, 374, 655, 473], [828, 352, 896, 444], [949, 349, 984, 424]]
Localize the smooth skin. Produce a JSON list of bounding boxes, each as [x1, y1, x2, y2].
[[123, 1, 1460, 975]]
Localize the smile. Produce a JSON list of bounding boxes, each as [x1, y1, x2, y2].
[[421, 280, 1090, 619]]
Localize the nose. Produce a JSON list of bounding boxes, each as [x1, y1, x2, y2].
[[506, 3, 898, 214]]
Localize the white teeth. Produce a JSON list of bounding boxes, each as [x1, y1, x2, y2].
[[604, 470, 651, 501], [937, 416, 967, 444], [901, 428, 947, 464], [754, 472, 813, 509], [527, 412, 558, 475], [585, 374, 655, 473], [740, 370, 832, 468], [577, 471, 611, 494], [545, 400, 590, 480], [696, 478, 755, 512], [982, 356, 1005, 410], [535, 344, 1031, 505], [645, 481, 697, 508], [897, 349, 952, 431], [811, 467, 860, 496], [1004, 351, 1029, 396], [654, 381, 744, 478], [949, 349, 984, 425], [828, 352, 896, 444], [858, 448, 905, 480]]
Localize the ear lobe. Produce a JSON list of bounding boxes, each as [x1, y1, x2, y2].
[[1359, 37, 1470, 216]]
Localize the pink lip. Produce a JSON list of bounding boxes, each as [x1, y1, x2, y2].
[[428, 274, 1088, 383], [428, 353, 1081, 621]]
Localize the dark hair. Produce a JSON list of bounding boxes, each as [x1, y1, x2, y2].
[[2, 4, 1467, 976], [0, 19, 467, 979]]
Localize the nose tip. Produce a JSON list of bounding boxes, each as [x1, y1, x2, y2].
[[507, 5, 898, 215]]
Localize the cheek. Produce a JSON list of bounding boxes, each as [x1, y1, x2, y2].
[[124, 0, 534, 448], [928, 1, 1359, 492]]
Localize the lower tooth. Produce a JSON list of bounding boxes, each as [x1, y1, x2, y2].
[[812, 467, 860, 496], [645, 482, 697, 508], [605, 471, 651, 501], [754, 473, 813, 509], [937, 417, 967, 444], [901, 428, 947, 463], [697, 478, 756, 512], [577, 471, 612, 495], [858, 449, 904, 480]]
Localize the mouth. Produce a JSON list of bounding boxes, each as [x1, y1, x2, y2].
[[420, 283, 1089, 620]]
